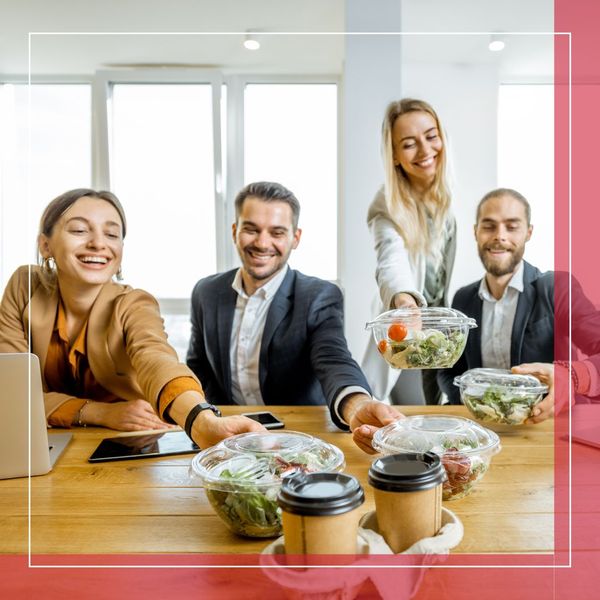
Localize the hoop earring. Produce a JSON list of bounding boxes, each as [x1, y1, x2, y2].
[[43, 256, 56, 274]]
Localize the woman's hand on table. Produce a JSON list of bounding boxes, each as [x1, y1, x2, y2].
[[341, 394, 403, 454], [511, 362, 558, 424], [83, 399, 176, 431]]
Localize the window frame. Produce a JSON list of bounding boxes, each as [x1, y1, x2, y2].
[[0, 70, 342, 307]]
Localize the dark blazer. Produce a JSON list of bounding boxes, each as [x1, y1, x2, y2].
[[186, 268, 371, 430], [439, 262, 554, 404], [438, 262, 600, 404]]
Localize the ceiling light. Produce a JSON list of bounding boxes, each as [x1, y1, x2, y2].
[[243, 34, 260, 51], [488, 34, 505, 52]]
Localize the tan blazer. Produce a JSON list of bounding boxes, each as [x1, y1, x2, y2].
[[0, 265, 199, 418]]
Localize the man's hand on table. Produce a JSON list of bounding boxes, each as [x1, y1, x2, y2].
[[192, 410, 266, 449], [340, 393, 403, 454], [166, 391, 266, 449]]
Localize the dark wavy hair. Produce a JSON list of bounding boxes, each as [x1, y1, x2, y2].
[[234, 181, 300, 230]]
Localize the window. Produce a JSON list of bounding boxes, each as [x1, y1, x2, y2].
[[0, 84, 91, 287], [244, 83, 338, 280], [110, 84, 217, 299]]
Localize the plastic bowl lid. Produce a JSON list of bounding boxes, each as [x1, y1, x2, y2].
[[366, 307, 477, 330], [190, 430, 345, 488], [453, 368, 548, 396], [372, 414, 500, 457]]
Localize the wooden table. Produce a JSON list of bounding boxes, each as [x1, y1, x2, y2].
[[0, 405, 554, 555]]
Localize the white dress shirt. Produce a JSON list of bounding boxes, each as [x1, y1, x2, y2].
[[229, 266, 370, 423], [478, 262, 525, 370], [230, 266, 289, 406]]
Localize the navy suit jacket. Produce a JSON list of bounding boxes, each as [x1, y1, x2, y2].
[[186, 268, 371, 430], [438, 262, 600, 404]]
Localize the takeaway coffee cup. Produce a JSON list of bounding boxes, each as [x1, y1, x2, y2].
[[277, 472, 365, 556], [368, 452, 445, 553]]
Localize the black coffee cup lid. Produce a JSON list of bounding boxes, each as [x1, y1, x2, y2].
[[368, 452, 446, 492], [277, 472, 365, 516]]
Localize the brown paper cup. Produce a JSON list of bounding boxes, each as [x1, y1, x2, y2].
[[282, 508, 360, 556], [373, 483, 442, 553]]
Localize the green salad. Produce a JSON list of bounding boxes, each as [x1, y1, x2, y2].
[[384, 328, 466, 369], [204, 453, 333, 538], [205, 468, 282, 538], [463, 387, 544, 425]]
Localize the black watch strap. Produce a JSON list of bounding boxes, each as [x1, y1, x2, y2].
[[184, 402, 221, 439]]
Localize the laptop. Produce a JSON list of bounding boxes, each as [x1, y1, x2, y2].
[[0, 353, 71, 479]]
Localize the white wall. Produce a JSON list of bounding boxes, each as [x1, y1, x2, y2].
[[342, 0, 402, 358]]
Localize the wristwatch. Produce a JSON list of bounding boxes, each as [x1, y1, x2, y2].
[[184, 402, 222, 440]]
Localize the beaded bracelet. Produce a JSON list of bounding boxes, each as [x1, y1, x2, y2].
[[77, 400, 91, 428]]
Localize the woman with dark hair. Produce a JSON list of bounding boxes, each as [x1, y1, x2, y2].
[[362, 99, 457, 405], [0, 188, 263, 447]]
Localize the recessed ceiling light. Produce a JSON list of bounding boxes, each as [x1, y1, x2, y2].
[[489, 34, 505, 52], [244, 34, 260, 51]]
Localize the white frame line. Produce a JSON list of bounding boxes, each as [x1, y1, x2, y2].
[[24, 29, 570, 571]]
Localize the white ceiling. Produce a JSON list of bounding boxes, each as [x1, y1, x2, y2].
[[0, 0, 553, 78]]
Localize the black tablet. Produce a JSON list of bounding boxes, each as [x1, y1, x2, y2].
[[88, 430, 199, 463]]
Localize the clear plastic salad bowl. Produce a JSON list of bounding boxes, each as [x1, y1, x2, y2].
[[454, 368, 549, 426], [190, 431, 345, 538], [366, 307, 476, 369], [372, 415, 500, 500]]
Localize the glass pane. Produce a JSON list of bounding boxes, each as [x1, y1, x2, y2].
[[498, 84, 554, 272], [0, 84, 91, 288], [111, 84, 216, 298], [244, 84, 337, 280]]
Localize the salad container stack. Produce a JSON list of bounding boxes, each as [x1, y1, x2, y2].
[[454, 368, 549, 426], [190, 431, 345, 538], [372, 415, 501, 500]]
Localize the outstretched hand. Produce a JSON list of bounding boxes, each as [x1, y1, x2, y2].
[[191, 411, 267, 449], [342, 394, 403, 454]]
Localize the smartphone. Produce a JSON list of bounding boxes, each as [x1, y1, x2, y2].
[[88, 430, 199, 463], [241, 411, 285, 430]]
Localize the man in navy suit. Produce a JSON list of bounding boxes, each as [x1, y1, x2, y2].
[[438, 188, 600, 415], [187, 181, 398, 452]]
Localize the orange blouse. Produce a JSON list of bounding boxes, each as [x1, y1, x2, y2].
[[46, 302, 200, 427]]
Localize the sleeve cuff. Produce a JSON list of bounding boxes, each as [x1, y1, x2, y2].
[[333, 386, 372, 427], [47, 398, 87, 428], [159, 377, 203, 422]]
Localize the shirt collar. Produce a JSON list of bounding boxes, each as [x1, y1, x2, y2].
[[232, 265, 289, 300], [55, 299, 88, 358], [478, 261, 525, 301]]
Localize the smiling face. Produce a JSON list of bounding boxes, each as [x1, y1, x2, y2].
[[391, 110, 443, 189], [38, 196, 124, 290], [232, 196, 301, 293], [475, 194, 533, 278]]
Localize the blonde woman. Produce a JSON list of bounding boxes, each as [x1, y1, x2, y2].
[[363, 99, 456, 404]]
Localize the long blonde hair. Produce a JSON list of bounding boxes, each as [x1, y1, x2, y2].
[[382, 98, 451, 262]]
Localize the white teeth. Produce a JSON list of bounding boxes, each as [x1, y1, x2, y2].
[[416, 157, 434, 167], [80, 256, 108, 264]]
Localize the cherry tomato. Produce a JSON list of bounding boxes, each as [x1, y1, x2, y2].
[[378, 340, 388, 354], [388, 323, 408, 342]]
